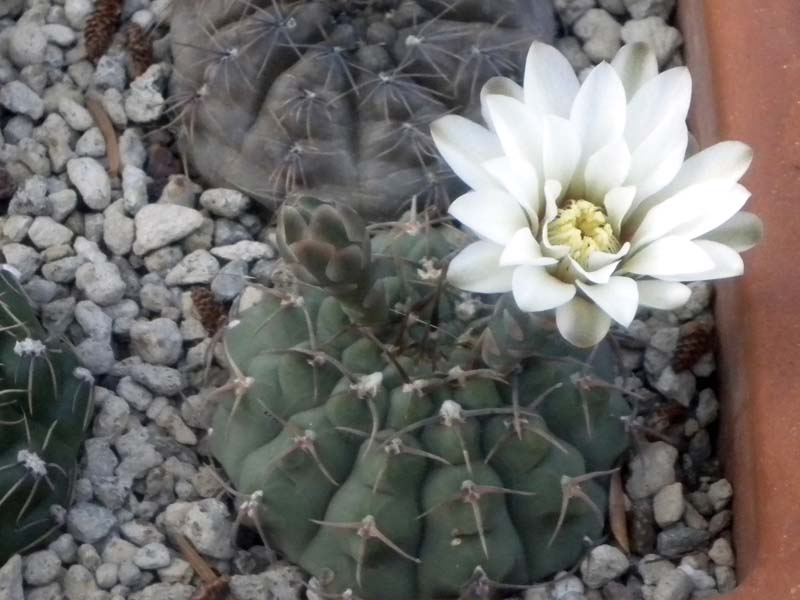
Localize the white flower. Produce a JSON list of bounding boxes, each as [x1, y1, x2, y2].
[[432, 42, 762, 347]]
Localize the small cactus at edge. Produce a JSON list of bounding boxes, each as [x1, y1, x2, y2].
[[208, 200, 630, 600], [0, 267, 95, 564], [168, 0, 557, 219]]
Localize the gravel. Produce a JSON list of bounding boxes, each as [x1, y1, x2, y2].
[[0, 3, 737, 600]]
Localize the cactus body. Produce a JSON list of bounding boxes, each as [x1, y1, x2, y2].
[[0, 269, 94, 563], [169, 0, 557, 219], [209, 201, 629, 599]]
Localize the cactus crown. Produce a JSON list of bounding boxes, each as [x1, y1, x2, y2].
[[169, 0, 557, 218], [0, 269, 95, 564], [209, 200, 630, 600]]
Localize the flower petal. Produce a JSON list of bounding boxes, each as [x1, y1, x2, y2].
[[512, 265, 576, 311], [483, 156, 542, 223], [626, 117, 689, 204], [481, 76, 524, 131], [576, 276, 639, 327], [556, 297, 612, 348], [658, 240, 745, 282], [604, 186, 637, 234], [586, 241, 630, 271], [701, 211, 763, 252], [584, 140, 631, 203], [636, 280, 692, 310], [499, 228, 557, 267], [484, 94, 544, 173], [621, 236, 715, 277], [565, 256, 621, 284], [570, 62, 627, 161], [447, 241, 513, 293], [669, 183, 751, 240], [431, 116, 503, 191], [524, 41, 580, 118], [648, 141, 753, 204], [542, 115, 581, 192], [611, 43, 658, 99], [449, 190, 528, 245], [625, 67, 692, 152]]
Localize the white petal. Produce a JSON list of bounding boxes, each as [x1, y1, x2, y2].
[[570, 62, 627, 161], [658, 240, 745, 282], [542, 115, 581, 193], [524, 41, 580, 118], [540, 180, 571, 258], [586, 241, 630, 271], [576, 277, 639, 327], [636, 280, 692, 310], [648, 141, 753, 204], [701, 211, 763, 252], [449, 190, 528, 245], [611, 43, 658, 99], [629, 179, 734, 250], [626, 117, 689, 204], [484, 94, 543, 173], [670, 183, 751, 240], [447, 241, 513, 293], [512, 265, 576, 311], [556, 297, 612, 348], [604, 186, 636, 234], [622, 236, 715, 277], [483, 156, 542, 223], [584, 140, 631, 203], [625, 67, 692, 152], [499, 228, 557, 267], [431, 116, 502, 191], [481, 76, 524, 131], [566, 256, 621, 284]]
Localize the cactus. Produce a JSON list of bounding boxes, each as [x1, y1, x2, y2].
[[208, 200, 629, 600], [168, 0, 557, 219], [0, 268, 95, 564]]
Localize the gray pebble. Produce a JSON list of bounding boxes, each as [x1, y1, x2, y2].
[[653, 482, 684, 528], [63, 564, 98, 600], [49, 533, 78, 564], [0, 80, 44, 119], [22, 550, 61, 586], [229, 564, 305, 600], [76, 261, 126, 305], [117, 561, 141, 588], [134, 543, 171, 570], [28, 215, 73, 248], [211, 259, 247, 301], [211, 240, 274, 262], [76, 127, 106, 157], [165, 249, 220, 285], [652, 569, 693, 600], [181, 499, 235, 560], [707, 479, 732, 511], [580, 545, 630, 589], [2, 242, 41, 281], [130, 317, 183, 365], [623, 0, 675, 19], [656, 526, 711, 558], [78, 544, 102, 570], [554, 0, 596, 25], [48, 189, 78, 221], [58, 97, 93, 131], [96, 563, 119, 589], [199, 188, 249, 218], [133, 204, 204, 255], [8, 23, 47, 67], [129, 362, 185, 395], [574, 8, 621, 62], [67, 502, 117, 543], [626, 441, 677, 499], [67, 157, 111, 210], [620, 17, 682, 67]]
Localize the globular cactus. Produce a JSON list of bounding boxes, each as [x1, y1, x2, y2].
[[0, 268, 95, 564], [208, 200, 629, 600], [168, 0, 557, 219]]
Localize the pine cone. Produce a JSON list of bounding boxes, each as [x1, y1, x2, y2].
[[672, 321, 714, 372], [84, 0, 124, 61], [190, 287, 227, 335], [126, 23, 153, 78]]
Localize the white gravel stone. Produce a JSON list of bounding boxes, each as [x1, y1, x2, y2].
[[0, 555, 23, 600], [42, 24, 77, 46], [707, 479, 733, 511], [0, 81, 44, 120], [181, 499, 235, 559], [63, 564, 98, 600], [122, 165, 149, 214], [23, 550, 61, 587], [75, 127, 106, 157], [8, 23, 48, 67], [134, 543, 172, 570], [626, 441, 678, 499], [621, 17, 683, 66], [708, 538, 735, 567], [75, 300, 113, 339], [653, 568, 693, 600], [133, 204, 204, 255], [35, 113, 75, 171], [95, 563, 119, 589], [3, 215, 32, 241], [598, 0, 626, 14], [64, 0, 92, 28], [554, 0, 596, 25], [165, 250, 220, 285], [580, 545, 630, 589], [75, 261, 126, 305], [199, 188, 250, 218], [58, 97, 93, 131], [574, 8, 621, 62], [104, 201, 136, 256], [130, 318, 183, 365], [66, 502, 117, 543], [2, 242, 41, 281], [211, 240, 274, 262], [67, 158, 111, 210], [125, 64, 166, 123], [653, 482, 684, 528], [623, 0, 675, 19], [677, 564, 715, 590], [229, 564, 305, 600], [27, 215, 73, 248], [49, 189, 78, 221]]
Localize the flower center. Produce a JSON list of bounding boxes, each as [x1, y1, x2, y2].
[[547, 200, 620, 268]]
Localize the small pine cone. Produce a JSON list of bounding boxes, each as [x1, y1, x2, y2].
[[126, 23, 153, 78], [84, 0, 124, 61], [672, 321, 714, 372], [191, 287, 227, 335]]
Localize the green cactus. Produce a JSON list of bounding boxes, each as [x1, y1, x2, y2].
[[168, 0, 557, 219], [208, 200, 629, 600], [0, 267, 95, 564]]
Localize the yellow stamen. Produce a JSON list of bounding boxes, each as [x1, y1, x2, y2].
[[547, 200, 620, 268]]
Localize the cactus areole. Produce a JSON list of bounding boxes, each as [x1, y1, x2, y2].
[[208, 200, 630, 600], [0, 267, 95, 563], [169, 0, 557, 219]]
